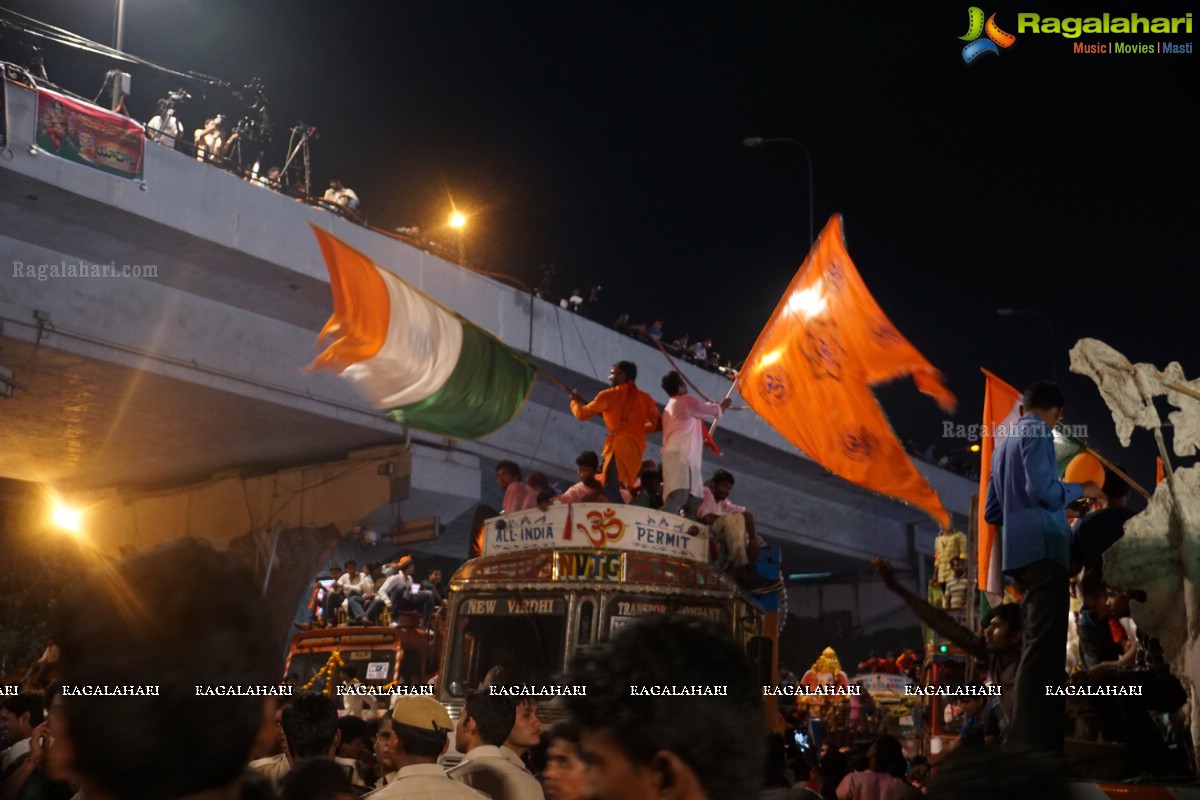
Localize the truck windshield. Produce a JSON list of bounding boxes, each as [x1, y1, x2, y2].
[[289, 647, 400, 688], [445, 594, 567, 697]]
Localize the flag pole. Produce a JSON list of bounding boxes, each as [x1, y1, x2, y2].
[[707, 378, 740, 437], [1080, 445, 1152, 501]]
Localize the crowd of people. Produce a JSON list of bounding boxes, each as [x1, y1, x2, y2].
[[295, 556, 445, 631], [868, 381, 1192, 778], [471, 359, 781, 594], [4, 381, 1188, 800], [132, 89, 370, 229], [0, 539, 1034, 800]]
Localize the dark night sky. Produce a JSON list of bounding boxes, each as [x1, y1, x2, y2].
[[3, 0, 1195, 496]]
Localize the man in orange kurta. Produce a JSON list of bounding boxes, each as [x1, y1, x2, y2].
[[569, 361, 660, 503]]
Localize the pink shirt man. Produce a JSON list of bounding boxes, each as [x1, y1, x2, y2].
[[502, 481, 539, 513]]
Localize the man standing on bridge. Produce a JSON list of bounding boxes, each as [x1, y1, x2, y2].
[[569, 361, 659, 503]]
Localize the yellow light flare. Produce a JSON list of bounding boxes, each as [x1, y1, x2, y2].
[[969, 443, 981, 453], [51, 501, 83, 534], [760, 349, 784, 367], [449, 211, 467, 229]]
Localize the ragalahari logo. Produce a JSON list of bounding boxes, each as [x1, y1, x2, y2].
[[960, 7, 1017, 62]]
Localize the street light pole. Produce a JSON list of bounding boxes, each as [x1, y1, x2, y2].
[[744, 136, 815, 245], [996, 308, 1058, 384], [113, 0, 126, 51], [111, 0, 127, 110]]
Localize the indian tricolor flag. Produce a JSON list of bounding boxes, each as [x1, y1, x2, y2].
[[307, 225, 535, 438]]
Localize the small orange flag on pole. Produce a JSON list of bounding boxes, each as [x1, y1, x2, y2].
[[737, 215, 955, 529]]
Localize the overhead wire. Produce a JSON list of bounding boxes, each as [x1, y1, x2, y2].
[[0, 6, 225, 86]]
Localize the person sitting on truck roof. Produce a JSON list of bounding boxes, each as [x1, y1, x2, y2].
[[548, 450, 629, 506], [420, 568, 446, 608], [631, 467, 663, 509], [395, 560, 438, 628], [449, 691, 545, 800], [340, 561, 376, 625], [527, 471, 556, 505], [563, 613, 764, 800], [55, 538, 277, 800], [498, 460, 540, 514], [697, 469, 780, 594], [362, 556, 415, 625], [469, 462, 541, 558]]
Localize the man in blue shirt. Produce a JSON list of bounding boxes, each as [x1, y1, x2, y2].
[[984, 381, 1100, 754]]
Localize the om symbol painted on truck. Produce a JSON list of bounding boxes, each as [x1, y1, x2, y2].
[[576, 507, 626, 547]]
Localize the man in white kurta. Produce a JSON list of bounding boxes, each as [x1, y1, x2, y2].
[[659, 370, 730, 517]]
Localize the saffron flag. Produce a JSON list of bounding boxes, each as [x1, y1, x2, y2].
[[308, 225, 535, 438], [738, 215, 955, 529], [977, 369, 1021, 605]]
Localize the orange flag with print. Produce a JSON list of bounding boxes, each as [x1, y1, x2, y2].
[[977, 369, 1021, 604], [738, 215, 955, 529]]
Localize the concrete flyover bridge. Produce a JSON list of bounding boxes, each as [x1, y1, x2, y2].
[[0, 79, 973, 630]]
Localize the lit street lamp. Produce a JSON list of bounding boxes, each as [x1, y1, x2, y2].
[[743, 136, 815, 246], [996, 308, 1058, 383], [449, 210, 467, 263]]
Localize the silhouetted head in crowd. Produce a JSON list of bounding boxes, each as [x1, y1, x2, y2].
[[56, 538, 275, 800], [868, 734, 907, 778], [1101, 466, 1130, 504], [336, 715, 369, 762], [564, 613, 764, 800], [283, 693, 340, 761]]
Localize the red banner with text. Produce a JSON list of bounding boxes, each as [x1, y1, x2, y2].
[[35, 88, 144, 179]]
